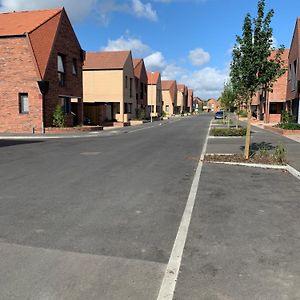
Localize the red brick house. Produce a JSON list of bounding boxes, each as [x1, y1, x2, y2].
[[252, 49, 289, 123], [177, 84, 188, 113], [83, 51, 137, 124], [161, 80, 177, 116], [287, 18, 300, 124], [147, 72, 162, 118], [0, 8, 84, 133], [187, 89, 193, 113], [204, 98, 220, 112], [133, 59, 148, 118]]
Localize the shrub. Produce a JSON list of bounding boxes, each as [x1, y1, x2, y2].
[[258, 145, 269, 156], [237, 110, 248, 118], [281, 111, 295, 124], [279, 111, 300, 130], [161, 111, 167, 117], [137, 109, 147, 120], [279, 123, 300, 130], [211, 128, 247, 136], [52, 105, 65, 128], [273, 143, 286, 164]]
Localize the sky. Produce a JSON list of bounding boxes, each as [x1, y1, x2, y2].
[[1, 0, 300, 99]]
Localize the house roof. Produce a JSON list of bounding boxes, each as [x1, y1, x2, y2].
[[188, 89, 193, 99], [0, 8, 62, 36], [147, 72, 160, 84], [84, 51, 131, 70], [0, 8, 77, 79], [133, 58, 146, 79], [162, 80, 176, 90], [133, 58, 142, 69], [289, 17, 300, 58], [177, 84, 186, 93]]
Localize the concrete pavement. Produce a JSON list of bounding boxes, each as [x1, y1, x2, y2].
[[174, 163, 300, 300]]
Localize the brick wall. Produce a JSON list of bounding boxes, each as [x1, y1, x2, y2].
[[287, 19, 300, 101], [0, 37, 43, 133], [43, 11, 83, 127]]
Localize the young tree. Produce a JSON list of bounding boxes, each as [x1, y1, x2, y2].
[[220, 81, 236, 127], [230, 0, 285, 159]]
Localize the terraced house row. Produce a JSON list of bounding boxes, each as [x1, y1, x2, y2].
[[0, 7, 194, 133], [252, 17, 300, 124]]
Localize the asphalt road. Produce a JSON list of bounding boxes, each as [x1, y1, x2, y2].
[[0, 115, 211, 300]]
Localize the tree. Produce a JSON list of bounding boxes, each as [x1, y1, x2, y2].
[[230, 0, 285, 159], [220, 81, 236, 127]]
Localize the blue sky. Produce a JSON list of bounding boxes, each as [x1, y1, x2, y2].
[[1, 0, 300, 99]]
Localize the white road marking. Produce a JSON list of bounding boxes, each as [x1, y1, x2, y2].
[[206, 161, 300, 181], [208, 136, 245, 139], [127, 119, 181, 134], [286, 164, 300, 180], [156, 119, 212, 300]]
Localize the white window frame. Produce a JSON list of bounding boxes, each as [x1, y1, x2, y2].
[[19, 93, 29, 114]]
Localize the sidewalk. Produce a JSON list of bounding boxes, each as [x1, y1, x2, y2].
[[206, 119, 300, 173], [250, 118, 300, 143], [174, 118, 300, 299], [174, 163, 300, 300]]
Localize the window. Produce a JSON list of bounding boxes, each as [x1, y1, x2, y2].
[[116, 103, 120, 114], [125, 76, 128, 88], [130, 78, 133, 98], [166, 105, 169, 112], [140, 82, 144, 99], [292, 60, 298, 91], [270, 103, 278, 114], [60, 97, 71, 114], [124, 103, 132, 114], [72, 58, 77, 76], [19, 93, 29, 113], [58, 54, 65, 86]]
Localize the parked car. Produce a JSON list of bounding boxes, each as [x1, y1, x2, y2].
[[214, 111, 224, 119]]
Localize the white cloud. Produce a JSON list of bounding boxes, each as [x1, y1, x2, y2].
[[144, 49, 226, 99], [161, 64, 185, 80], [0, 0, 96, 21], [97, 0, 128, 25], [144, 51, 167, 71], [271, 36, 278, 48], [189, 48, 210, 66], [144, 51, 185, 82], [181, 67, 228, 99], [0, 0, 158, 23], [102, 36, 151, 56], [132, 0, 157, 21]]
